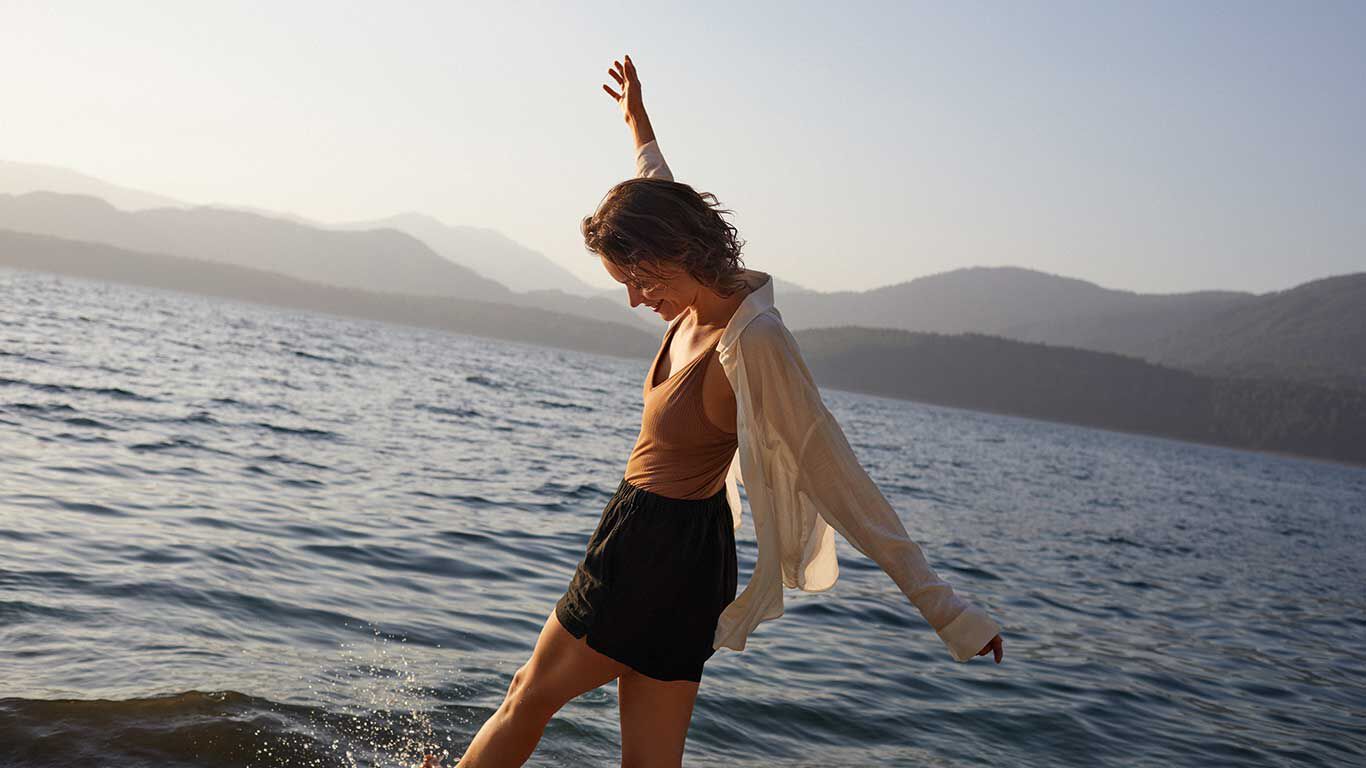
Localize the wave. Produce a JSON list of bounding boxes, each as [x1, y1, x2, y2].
[[414, 403, 482, 419], [0, 376, 158, 403], [0, 689, 443, 768], [251, 422, 341, 441]]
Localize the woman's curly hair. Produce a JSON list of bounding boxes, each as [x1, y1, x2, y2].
[[581, 177, 748, 298]]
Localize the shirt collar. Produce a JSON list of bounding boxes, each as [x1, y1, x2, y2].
[[717, 268, 774, 356]]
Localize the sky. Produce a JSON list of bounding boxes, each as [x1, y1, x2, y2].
[[3, 0, 1362, 294]]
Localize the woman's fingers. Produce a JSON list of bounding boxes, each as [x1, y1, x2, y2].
[[601, 55, 636, 104], [976, 634, 1004, 663]]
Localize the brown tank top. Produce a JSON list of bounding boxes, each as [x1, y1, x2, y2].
[[623, 317, 738, 500]]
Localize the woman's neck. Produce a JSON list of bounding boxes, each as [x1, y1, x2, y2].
[[687, 269, 764, 329]]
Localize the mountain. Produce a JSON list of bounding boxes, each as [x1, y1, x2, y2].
[[0, 160, 185, 211], [778, 265, 1254, 336], [0, 191, 513, 302], [0, 158, 809, 337], [348, 212, 600, 297], [791, 327, 1366, 466], [343, 212, 657, 333], [0, 160, 593, 296], [1151, 273, 1366, 385], [5, 160, 1359, 387], [776, 266, 1366, 386], [0, 229, 656, 359], [0, 159, 794, 334]]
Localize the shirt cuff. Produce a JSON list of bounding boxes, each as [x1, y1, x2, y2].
[[634, 138, 670, 180], [934, 602, 1001, 662]]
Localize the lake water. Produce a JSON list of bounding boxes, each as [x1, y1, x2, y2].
[[2, 267, 1364, 767]]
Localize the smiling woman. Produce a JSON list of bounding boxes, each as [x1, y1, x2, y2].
[[597, 252, 739, 325], [422, 53, 1003, 768], [587, 166, 756, 328], [422, 55, 761, 768]]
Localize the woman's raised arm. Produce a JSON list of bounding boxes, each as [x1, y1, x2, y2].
[[601, 54, 673, 181], [602, 54, 657, 150]]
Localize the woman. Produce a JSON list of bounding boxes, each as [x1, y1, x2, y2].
[[424, 54, 1003, 768]]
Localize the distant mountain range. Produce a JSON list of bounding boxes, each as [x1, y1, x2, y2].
[[0, 159, 183, 211], [6, 160, 1362, 388], [342, 212, 602, 297], [793, 327, 1366, 465], [776, 266, 1366, 387], [1145, 273, 1366, 385], [0, 230, 658, 359], [0, 159, 631, 303], [0, 189, 664, 335], [0, 190, 515, 300]]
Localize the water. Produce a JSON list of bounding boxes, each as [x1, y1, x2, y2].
[[2, 267, 1364, 767]]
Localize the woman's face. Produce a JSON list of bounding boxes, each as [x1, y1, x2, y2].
[[599, 255, 692, 322]]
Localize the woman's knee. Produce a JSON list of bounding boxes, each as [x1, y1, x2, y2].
[[501, 663, 564, 720]]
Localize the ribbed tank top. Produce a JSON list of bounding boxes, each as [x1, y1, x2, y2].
[[623, 317, 738, 500]]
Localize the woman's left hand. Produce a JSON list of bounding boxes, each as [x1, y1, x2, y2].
[[602, 54, 647, 125], [976, 633, 1004, 663]]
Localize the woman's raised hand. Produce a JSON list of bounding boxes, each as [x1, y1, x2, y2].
[[602, 54, 646, 125]]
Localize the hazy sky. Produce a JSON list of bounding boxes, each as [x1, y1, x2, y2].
[[4, 1, 1362, 294]]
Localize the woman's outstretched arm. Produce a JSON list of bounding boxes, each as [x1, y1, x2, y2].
[[738, 313, 1005, 664], [601, 54, 673, 181], [602, 54, 657, 149]]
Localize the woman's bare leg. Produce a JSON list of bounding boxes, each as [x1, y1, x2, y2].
[[449, 608, 631, 768], [617, 667, 700, 768]]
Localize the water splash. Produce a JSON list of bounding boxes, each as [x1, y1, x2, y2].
[[252, 624, 458, 768]]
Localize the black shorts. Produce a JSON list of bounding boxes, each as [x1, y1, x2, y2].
[[555, 476, 738, 683]]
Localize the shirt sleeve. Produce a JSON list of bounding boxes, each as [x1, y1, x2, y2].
[[737, 314, 1002, 662], [635, 138, 675, 181]]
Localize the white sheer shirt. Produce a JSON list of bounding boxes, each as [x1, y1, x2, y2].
[[630, 139, 1003, 662]]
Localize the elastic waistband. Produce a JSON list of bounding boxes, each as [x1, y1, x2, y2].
[[614, 476, 729, 513]]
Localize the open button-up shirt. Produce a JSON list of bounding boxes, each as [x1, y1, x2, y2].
[[631, 139, 1002, 662]]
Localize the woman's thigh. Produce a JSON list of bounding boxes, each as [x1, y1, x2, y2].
[[617, 667, 700, 768], [511, 609, 631, 714]]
